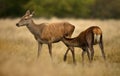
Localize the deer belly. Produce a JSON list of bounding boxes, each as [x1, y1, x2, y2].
[[39, 36, 62, 43]]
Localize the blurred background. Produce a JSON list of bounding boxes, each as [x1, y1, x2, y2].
[[0, 0, 120, 19], [0, 0, 120, 76]]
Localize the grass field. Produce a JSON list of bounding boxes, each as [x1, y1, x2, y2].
[[0, 18, 120, 76]]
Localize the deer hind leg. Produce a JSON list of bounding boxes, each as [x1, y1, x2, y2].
[[38, 42, 43, 58], [48, 43, 53, 59], [89, 45, 94, 61], [82, 47, 90, 64], [88, 41, 94, 61], [86, 47, 91, 62], [87, 33, 94, 61], [99, 35, 106, 60]]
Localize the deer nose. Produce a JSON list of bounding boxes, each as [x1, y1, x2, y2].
[[16, 23, 19, 27]]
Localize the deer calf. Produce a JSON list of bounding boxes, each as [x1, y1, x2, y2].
[[16, 10, 75, 61], [62, 26, 106, 64]]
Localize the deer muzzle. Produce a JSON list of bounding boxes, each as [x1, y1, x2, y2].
[[16, 23, 20, 27]]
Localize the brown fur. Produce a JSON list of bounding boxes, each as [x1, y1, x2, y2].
[[93, 27, 102, 35], [40, 22, 74, 43], [16, 10, 75, 59], [62, 26, 106, 64]]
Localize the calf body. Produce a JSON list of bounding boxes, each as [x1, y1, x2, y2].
[[62, 26, 106, 64]]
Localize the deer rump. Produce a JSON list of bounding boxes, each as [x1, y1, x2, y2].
[[80, 26, 102, 46]]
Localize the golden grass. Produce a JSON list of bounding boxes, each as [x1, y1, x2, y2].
[[0, 18, 120, 76]]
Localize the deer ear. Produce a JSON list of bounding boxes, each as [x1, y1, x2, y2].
[[29, 11, 35, 17], [25, 10, 31, 15]]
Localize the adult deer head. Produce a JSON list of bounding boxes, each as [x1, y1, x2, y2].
[[16, 10, 34, 27]]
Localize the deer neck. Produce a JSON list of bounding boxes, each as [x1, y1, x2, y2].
[[26, 20, 40, 35], [62, 37, 79, 47]]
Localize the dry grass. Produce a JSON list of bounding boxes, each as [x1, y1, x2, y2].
[[0, 18, 120, 76]]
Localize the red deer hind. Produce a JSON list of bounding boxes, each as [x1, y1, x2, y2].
[[16, 10, 75, 61], [62, 26, 106, 64]]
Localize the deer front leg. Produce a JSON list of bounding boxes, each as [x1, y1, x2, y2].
[[38, 42, 42, 58], [64, 47, 76, 64], [64, 48, 70, 62], [69, 47, 76, 64], [48, 43, 52, 59]]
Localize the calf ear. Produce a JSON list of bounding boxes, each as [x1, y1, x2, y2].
[[25, 10, 31, 15]]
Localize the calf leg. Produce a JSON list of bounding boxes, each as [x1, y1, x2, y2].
[[99, 36, 106, 60], [70, 47, 76, 64], [64, 48, 70, 62], [81, 49, 85, 65], [90, 46, 94, 61], [87, 33, 94, 61], [88, 44, 94, 61], [82, 47, 91, 65], [64, 47, 76, 64], [86, 48, 91, 62]]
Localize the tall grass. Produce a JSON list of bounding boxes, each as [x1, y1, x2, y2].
[[0, 18, 120, 76]]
